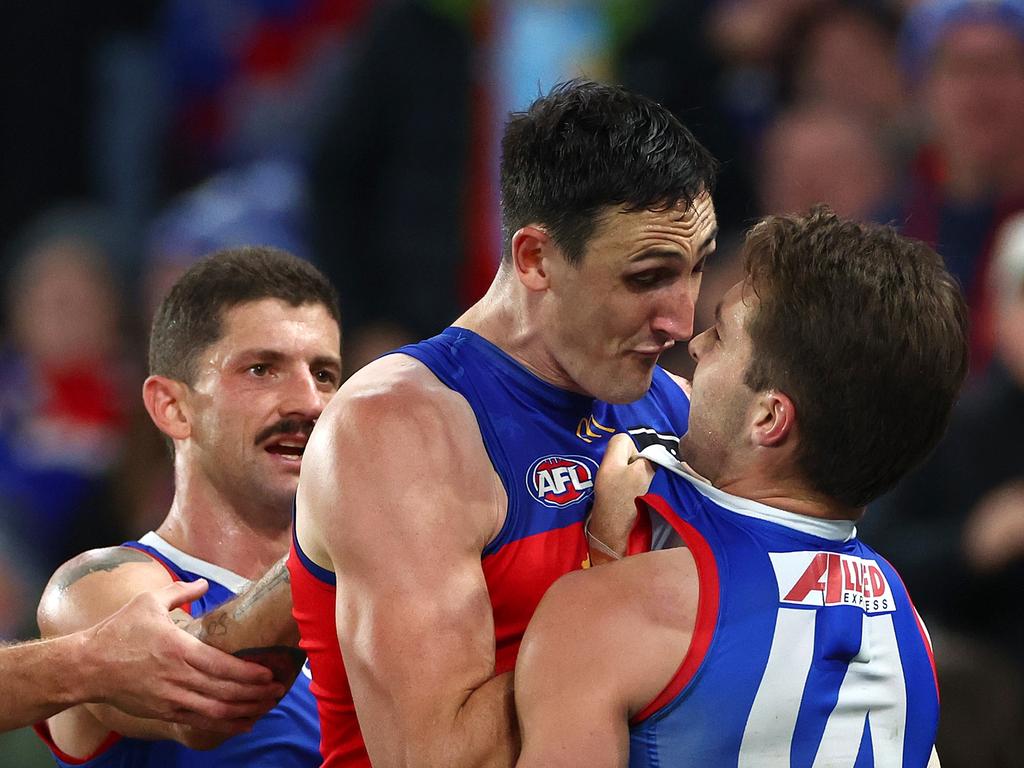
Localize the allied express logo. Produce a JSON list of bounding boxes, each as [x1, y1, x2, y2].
[[526, 455, 599, 508], [768, 551, 897, 614]]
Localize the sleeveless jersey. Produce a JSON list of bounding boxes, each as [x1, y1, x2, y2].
[[289, 326, 690, 766], [37, 532, 321, 768], [628, 450, 939, 768]]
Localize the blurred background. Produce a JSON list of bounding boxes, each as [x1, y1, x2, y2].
[[1, 0, 1022, 764]]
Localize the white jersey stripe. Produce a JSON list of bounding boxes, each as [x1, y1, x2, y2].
[[811, 613, 907, 767], [738, 608, 817, 768]]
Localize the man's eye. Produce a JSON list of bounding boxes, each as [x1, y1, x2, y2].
[[315, 369, 339, 386], [248, 364, 269, 376], [629, 271, 664, 288]]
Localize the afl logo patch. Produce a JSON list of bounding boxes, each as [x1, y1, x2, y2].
[[527, 455, 598, 508]]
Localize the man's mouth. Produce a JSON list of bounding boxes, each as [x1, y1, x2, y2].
[[264, 436, 308, 461], [632, 340, 675, 357]]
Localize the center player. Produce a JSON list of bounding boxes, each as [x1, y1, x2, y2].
[[290, 80, 718, 766]]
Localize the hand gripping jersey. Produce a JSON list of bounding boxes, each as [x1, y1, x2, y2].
[[36, 532, 321, 768], [289, 327, 690, 766], [629, 449, 939, 768]]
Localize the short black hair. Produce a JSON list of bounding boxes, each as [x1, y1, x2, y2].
[[149, 246, 340, 385], [500, 79, 718, 265]]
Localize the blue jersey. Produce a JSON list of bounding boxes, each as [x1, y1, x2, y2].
[[629, 452, 939, 768], [38, 532, 321, 768], [398, 327, 690, 673]]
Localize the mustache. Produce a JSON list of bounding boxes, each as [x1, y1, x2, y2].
[[254, 418, 316, 446]]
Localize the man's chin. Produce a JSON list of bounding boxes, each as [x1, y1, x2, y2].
[[592, 364, 657, 404]]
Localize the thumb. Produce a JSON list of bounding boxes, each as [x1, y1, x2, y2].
[[156, 578, 209, 611], [602, 432, 639, 468]]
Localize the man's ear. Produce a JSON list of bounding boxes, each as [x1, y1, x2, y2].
[[142, 375, 192, 442], [511, 225, 552, 291], [752, 389, 796, 448]]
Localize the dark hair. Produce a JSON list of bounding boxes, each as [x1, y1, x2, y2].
[[742, 207, 969, 508], [500, 79, 718, 265], [149, 246, 340, 384]]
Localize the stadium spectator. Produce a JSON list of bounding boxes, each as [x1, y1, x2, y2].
[[0, 207, 134, 568], [892, 0, 1024, 373]]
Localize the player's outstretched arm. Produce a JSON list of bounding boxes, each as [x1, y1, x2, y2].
[[36, 549, 284, 752], [297, 356, 516, 767], [184, 555, 306, 685], [514, 549, 696, 768], [586, 433, 655, 565]]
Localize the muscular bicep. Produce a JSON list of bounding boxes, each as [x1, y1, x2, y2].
[[38, 547, 174, 637], [296, 359, 511, 765]]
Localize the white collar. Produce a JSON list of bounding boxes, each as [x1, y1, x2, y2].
[[639, 445, 857, 542], [138, 531, 252, 594]]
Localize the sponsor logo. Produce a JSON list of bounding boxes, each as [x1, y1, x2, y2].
[[576, 414, 615, 443], [768, 551, 896, 614], [527, 455, 599, 508]]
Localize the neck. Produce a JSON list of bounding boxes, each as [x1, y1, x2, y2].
[[156, 464, 292, 581], [711, 463, 861, 522], [455, 267, 584, 393]]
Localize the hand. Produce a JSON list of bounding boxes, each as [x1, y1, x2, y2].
[[963, 481, 1024, 572], [83, 579, 286, 733], [587, 433, 655, 565]]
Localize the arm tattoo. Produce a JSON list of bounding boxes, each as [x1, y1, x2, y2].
[[231, 560, 290, 622], [56, 548, 154, 592], [191, 614, 227, 643]]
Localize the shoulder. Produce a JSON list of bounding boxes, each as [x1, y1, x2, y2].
[[533, 548, 698, 636], [299, 353, 502, 555], [38, 546, 174, 637], [519, 549, 699, 715], [319, 353, 477, 439]]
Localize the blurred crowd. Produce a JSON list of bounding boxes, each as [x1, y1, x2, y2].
[[1, 0, 1023, 764]]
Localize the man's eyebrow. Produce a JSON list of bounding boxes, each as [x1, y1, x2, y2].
[[628, 247, 684, 263], [700, 227, 720, 254], [237, 348, 286, 363], [311, 354, 342, 370], [233, 349, 342, 368]]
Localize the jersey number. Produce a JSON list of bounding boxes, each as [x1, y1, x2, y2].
[[737, 609, 907, 767]]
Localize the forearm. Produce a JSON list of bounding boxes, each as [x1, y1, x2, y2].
[[0, 633, 92, 732], [186, 557, 300, 652], [365, 671, 518, 768], [82, 702, 228, 750], [449, 671, 518, 768]]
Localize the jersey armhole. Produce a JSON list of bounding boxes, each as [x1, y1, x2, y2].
[[289, 525, 337, 587], [34, 717, 124, 764], [121, 543, 192, 616], [629, 492, 720, 726], [883, 555, 940, 703]]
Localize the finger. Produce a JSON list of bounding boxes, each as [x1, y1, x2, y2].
[[629, 456, 656, 485], [156, 578, 209, 610], [182, 638, 276, 685]]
